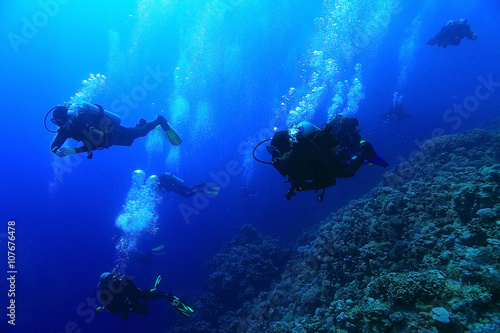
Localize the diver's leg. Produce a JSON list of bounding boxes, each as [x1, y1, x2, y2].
[[131, 301, 149, 316], [180, 189, 196, 198], [332, 153, 365, 179], [111, 117, 162, 146], [195, 183, 220, 195], [142, 290, 168, 301], [172, 184, 195, 198], [120, 309, 132, 320], [191, 184, 208, 194]]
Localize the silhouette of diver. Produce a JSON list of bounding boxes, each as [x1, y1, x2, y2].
[[381, 103, 411, 123], [128, 245, 165, 265], [254, 116, 388, 202], [95, 273, 193, 320], [427, 19, 477, 48], [156, 172, 220, 198], [45, 102, 181, 159]]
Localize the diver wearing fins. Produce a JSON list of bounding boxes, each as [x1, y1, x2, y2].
[[156, 172, 220, 198], [128, 245, 166, 265], [381, 103, 412, 123], [427, 19, 477, 48], [254, 116, 388, 202], [45, 102, 182, 159], [95, 272, 194, 320]]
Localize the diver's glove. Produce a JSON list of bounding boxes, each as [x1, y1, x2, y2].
[[56, 147, 76, 157], [360, 141, 389, 168]]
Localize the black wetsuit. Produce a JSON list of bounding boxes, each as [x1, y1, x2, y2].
[[97, 275, 174, 320], [327, 116, 362, 154], [272, 128, 366, 195], [50, 110, 161, 156], [381, 103, 411, 122], [157, 172, 207, 198], [427, 20, 477, 48]]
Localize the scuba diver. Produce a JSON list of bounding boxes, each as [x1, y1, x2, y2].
[[427, 19, 477, 48], [156, 172, 220, 198], [45, 102, 182, 159], [381, 103, 412, 123], [128, 245, 166, 265], [254, 116, 388, 202], [327, 114, 363, 153], [95, 272, 194, 320]]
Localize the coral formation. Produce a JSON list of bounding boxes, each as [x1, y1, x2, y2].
[[169, 127, 500, 332], [206, 224, 290, 308]]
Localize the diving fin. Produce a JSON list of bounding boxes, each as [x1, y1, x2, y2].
[[150, 275, 164, 292], [162, 122, 182, 146], [205, 185, 220, 196], [169, 295, 194, 317], [151, 245, 165, 255], [205, 189, 219, 196], [205, 190, 218, 196]]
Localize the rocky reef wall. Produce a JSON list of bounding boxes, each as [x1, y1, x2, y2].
[[170, 127, 500, 332]]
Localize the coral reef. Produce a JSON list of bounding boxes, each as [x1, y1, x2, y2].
[[169, 225, 289, 332], [170, 126, 500, 332], [206, 224, 290, 308]]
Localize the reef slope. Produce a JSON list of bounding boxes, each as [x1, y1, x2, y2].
[[172, 127, 500, 332]]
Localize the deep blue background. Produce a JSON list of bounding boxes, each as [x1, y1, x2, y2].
[[1, 0, 499, 332]]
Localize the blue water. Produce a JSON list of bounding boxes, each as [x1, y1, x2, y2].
[[1, 0, 499, 332]]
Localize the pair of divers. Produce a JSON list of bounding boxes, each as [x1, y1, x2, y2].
[[427, 19, 477, 48], [45, 102, 192, 320], [95, 272, 193, 320], [254, 115, 388, 202], [45, 101, 182, 159]]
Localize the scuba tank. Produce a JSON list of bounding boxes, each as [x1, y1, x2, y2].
[[75, 101, 121, 126], [297, 121, 321, 137]]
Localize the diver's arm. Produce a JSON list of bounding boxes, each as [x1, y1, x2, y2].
[[55, 147, 77, 157], [51, 132, 81, 157], [56, 144, 91, 158], [50, 131, 68, 154], [465, 26, 476, 40]]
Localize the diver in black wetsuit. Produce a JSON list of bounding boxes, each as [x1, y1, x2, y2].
[[325, 114, 362, 154], [95, 273, 193, 320], [381, 103, 412, 123], [46, 102, 182, 159], [262, 117, 388, 201], [427, 19, 477, 48], [156, 172, 220, 198], [128, 245, 165, 265]]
